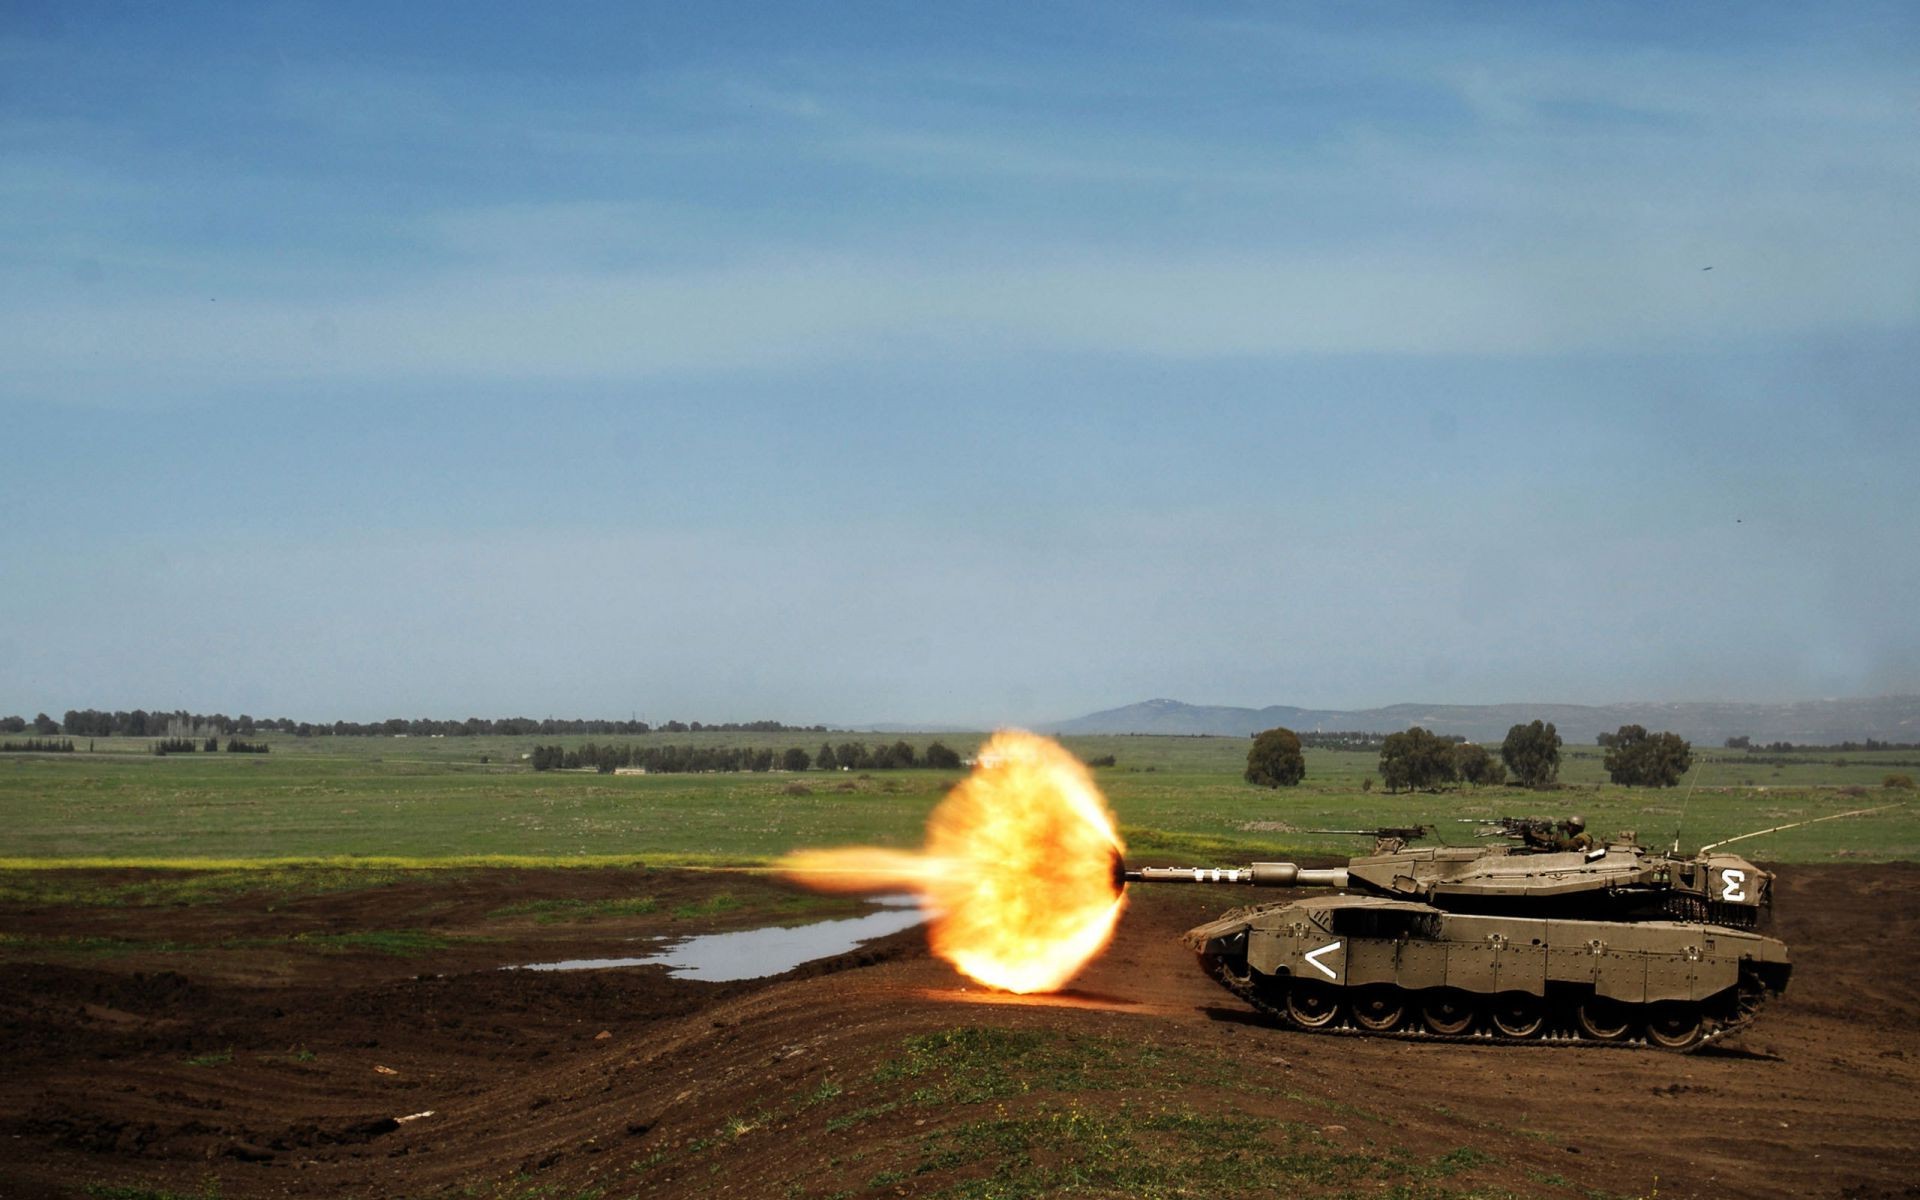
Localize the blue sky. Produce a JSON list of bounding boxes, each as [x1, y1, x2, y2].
[[2, 2, 1916, 725]]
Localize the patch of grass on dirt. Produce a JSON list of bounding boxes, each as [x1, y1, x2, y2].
[[870, 1026, 1217, 1105], [874, 1027, 1130, 1102], [1431, 1147, 1500, 1176], [287, 929, 457, 955], [481, 887, 859, 926], [486, 896, 662, 923], [670, 894, 745, 919], [640, 1029, 1471, 1199], [0, 928, 465, 961], [801, 1078, 843, 1107], [824, 1101, 902, 1133], [1277, 1087, 1401, 1126], [184, 1048, 233, 1067], [0, 933, 204, 957], [0, 867, 436, 908], [905, 1100, 1524, 1199]]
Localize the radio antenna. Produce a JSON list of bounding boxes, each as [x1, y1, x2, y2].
[[1670, 756, 1707, 854], [1698, 802, 1905, 855]]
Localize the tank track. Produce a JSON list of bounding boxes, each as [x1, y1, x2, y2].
[[1198, 954, 1771, 1054]]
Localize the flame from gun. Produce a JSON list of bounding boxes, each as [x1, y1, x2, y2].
[[778, 731, 1127, 994]]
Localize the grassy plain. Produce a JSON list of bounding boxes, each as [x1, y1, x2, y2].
[[1, 732, 1914, 868]]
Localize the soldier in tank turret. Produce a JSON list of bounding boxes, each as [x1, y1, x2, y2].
[[1512, 816, 1591, 852], [1560, 815, 1593, 852]]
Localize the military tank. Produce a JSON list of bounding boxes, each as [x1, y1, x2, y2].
[[1124, 819, 1792, 1052]]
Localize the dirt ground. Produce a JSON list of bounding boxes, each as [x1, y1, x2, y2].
[[2, 863, 1916, 1200]]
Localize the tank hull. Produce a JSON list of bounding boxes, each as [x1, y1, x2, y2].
[[1186, 894, 1790, 1052]]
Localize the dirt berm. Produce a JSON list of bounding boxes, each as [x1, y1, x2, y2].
[[2, 864, 1916, 1198]]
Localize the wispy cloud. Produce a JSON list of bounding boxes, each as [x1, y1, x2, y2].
[[6, 224, 1913, 408]]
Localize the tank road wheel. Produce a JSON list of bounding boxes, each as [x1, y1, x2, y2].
[[1489, 992, 1546, 1039], [1644, 1003, 1707, 1051], [1575, 995, 1634, 1042], [1420, 989, 1475, 1036], [1285, 980, 1342, 1029], [1350, 985, 1405, 1033]]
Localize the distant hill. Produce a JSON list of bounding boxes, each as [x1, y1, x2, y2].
[[1040, 696, 1920, 746]]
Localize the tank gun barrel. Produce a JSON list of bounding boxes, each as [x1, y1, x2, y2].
[[1122, 862, 1350, 888]]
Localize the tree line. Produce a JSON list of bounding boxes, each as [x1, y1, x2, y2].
[[1724, 735, 1920, 753], [0, 738, 74, 753], [531, 739, 967, 774], [3, 710, 830, 739], [1246, 719, 1695, 792]]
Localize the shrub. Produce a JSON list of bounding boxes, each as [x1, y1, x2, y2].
[[1379, 727, 1456, 793], [1602, 725, 1693, 787], [1453, 742, 1503, 787], [1885, 773, 1916, 791], [1501, 721, 1562, 787], [1245, 727, 1306, 788]]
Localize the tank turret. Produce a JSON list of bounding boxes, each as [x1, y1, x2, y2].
[[1125, 825, 1793, 1052]]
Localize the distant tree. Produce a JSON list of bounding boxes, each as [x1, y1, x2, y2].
[[816, 742, 839, 771], [782, 747, 811, 772], [889, 740, 917, 769], [1724, 735, 1752, 750], [1501, 721, 1562, 788], [1082, 753, 1116, 768], [32, 713, 57, 735], [1379, 727, 1456, 793], [1453, 742, 1503, 787], [0, 716, 25, 734], [1603, 725, 1693, 787], [1244, 726, 1307, 788], [924, 741, 963, 770], [836, 742, 870, 770]]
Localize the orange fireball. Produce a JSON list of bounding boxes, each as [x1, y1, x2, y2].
[[777, 731, 1127, 993]]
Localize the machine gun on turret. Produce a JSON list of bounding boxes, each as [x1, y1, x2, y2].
[[1307, 825, 1432, 854]]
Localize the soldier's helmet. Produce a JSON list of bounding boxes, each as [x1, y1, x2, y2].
[[1565, 815, 1587, 832]]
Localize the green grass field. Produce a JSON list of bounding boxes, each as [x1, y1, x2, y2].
[[1, 732, 1913, 867]]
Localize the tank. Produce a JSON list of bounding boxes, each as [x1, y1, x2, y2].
[[1124, 820, 1792, 1052]]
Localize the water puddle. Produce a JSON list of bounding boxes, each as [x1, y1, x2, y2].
[[511, 896, 925, 981]]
